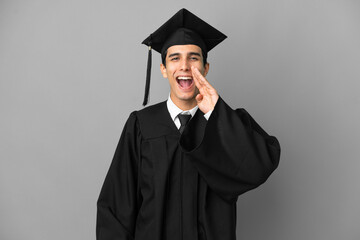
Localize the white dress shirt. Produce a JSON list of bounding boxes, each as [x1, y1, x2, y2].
[[166, 94, 213, 129]]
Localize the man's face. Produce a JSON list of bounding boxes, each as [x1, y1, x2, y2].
[[160, 44, 209, 107]]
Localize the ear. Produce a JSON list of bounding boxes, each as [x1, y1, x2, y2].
[[160, 64, 167, 78], [204, 62, 210, 77]]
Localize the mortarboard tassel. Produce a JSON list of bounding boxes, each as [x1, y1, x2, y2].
[[142, 45, 152, 106]]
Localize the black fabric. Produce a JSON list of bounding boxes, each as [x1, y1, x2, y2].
[[142, 8, 227, 54], [161, 28, 207, 57], [178, 113, 191, 134], [96, 96, 280, 240]]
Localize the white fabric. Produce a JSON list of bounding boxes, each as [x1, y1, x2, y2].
[[166, 94, 212, 129]]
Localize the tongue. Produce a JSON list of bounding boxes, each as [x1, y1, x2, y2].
[[179, 80, 192, 88]]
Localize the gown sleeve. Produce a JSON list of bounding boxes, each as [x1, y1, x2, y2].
[[179, 96, 281, 203], [96, 111, 142, 240]]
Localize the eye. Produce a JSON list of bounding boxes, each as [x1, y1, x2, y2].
[[190, 57, 199, 61], [170, 57, 179, 61]]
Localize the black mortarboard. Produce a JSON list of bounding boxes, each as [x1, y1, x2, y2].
[[141, 8, 227, 106]]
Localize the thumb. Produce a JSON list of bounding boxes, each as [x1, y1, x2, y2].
[[196, 94, 203, 103]]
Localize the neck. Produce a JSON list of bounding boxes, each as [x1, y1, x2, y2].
[[170, 95, 197, 111]]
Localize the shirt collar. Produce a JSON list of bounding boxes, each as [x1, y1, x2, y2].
[[166, 94, 198, 121]]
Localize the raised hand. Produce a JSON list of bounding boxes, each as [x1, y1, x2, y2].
[[191, 66, 219, 114]]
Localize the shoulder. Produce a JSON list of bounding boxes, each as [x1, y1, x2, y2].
[[126, 101, 166, 120], [137, 101, 166, 117], [128, 100, 172, 139], [138, 100, 167, 121]]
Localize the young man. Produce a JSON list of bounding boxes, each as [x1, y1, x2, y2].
[[96, 8, 280, 240]]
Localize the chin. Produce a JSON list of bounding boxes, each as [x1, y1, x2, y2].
[[178, 91, 196, 101]]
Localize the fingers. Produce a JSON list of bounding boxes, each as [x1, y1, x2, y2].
[[192, 69, 202, 89], [193, 76, 207, 97], [191, 66, 213, 89], [191, 66, 205, 88], [191, 67, 205, 94]]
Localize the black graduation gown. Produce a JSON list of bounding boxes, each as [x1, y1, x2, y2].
[[96, 96, 280, 240]]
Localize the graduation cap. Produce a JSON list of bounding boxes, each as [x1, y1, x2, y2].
[[141, 8, 227, 106]]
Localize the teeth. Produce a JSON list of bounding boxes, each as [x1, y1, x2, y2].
[[177, 77, 192, 80]]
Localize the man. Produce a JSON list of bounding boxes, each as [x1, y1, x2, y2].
[[97, 8, 280, 240]]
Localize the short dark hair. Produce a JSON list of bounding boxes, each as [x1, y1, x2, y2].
[[161, 49, 208, 67]]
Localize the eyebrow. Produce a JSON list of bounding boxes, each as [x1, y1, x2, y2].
[[168, 53, 180, 58], [188, 52, 201, 57], [168, 52, 202, 58]]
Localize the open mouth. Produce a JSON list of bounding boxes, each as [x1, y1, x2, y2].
[[176, 76, 194, 90]]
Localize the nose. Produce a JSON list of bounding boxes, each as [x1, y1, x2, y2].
[[180, 58, 190, 71]]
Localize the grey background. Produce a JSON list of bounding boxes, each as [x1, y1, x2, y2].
[[1, 0, 359, 239]]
